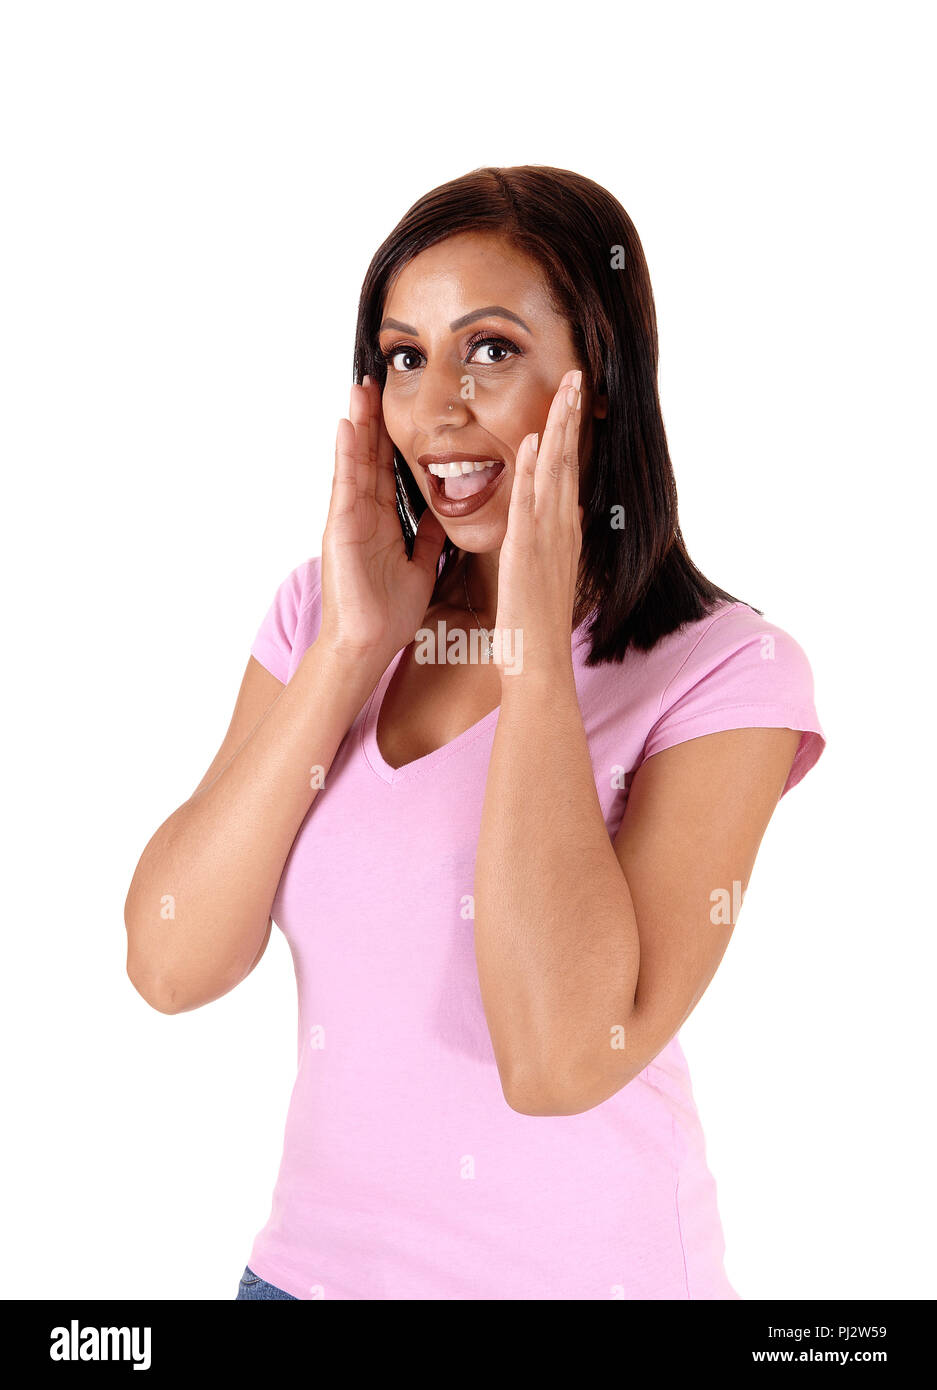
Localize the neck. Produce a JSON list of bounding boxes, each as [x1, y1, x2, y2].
[[456, 550, 499, 626]]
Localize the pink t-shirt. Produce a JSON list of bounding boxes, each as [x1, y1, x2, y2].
[[246, 555, 826, 1300]]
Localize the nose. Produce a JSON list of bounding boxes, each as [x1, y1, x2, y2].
[[409, 362, 472, 434]]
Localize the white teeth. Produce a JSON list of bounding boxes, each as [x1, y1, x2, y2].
[[427, 459, 500, 477]]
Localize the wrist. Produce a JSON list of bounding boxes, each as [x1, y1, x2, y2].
[[499, 657, 578, 701], [308, 636, 390, 695]]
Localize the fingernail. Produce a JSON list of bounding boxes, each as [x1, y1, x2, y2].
[[571, 369, 582, 390], [530, 432, 539, 453], [566, 386, 578, 409]]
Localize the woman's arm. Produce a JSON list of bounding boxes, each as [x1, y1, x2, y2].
[[474, 676, 801, 1115], [475, 371, 803, 1114], [124, 639, 384, 1015], [125, 379, 445, 1016]]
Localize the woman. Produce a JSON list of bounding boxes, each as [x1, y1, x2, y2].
[[124, 166, 826, 1300]]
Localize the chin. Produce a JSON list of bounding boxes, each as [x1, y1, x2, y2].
[[442, 522, 508, 551], [451, 540, 505, 555]]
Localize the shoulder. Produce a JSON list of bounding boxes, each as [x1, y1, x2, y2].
[[640, 600, 826, 798], [261, 555, 323, 627], [250, 556, 323, 683], [278, 555, 322, 611], [655, 600, 819, 711]]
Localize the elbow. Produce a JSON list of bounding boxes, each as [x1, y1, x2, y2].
[[500, 1056, 638, 1117], [123, 897, 175, 1013], [503, 1087, 587, 1118], [126, 959, 187, 1015], [125, 935, 192, 1015], [124, 942, 251, 1015], [124, 915, 179, 1014]]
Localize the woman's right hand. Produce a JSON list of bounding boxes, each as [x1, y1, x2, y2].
[[318, 377, 447, 669]]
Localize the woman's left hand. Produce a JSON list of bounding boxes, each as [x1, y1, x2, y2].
[[492, 368, 584, 682]]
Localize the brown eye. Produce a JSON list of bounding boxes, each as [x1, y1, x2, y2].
[[383, 346, 423, 373], [464, 334, 520, 366]]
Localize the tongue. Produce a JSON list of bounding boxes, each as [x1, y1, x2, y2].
[[445, 465, 497, 499]]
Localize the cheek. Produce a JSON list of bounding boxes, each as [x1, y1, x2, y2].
[[381, 388, 404, 437], [380, 390, 417, 466], [471, 373, 557, 448], [380, 390, 431, 493]]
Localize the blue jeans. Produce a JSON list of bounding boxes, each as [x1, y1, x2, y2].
[[235, 1264, 298, 1300]]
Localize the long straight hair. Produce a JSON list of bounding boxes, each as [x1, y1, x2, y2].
[[353, 165, 757, 664]]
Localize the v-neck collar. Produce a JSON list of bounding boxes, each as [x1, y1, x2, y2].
[[360, 645, 502, 787], [359, 620, 593, 788]]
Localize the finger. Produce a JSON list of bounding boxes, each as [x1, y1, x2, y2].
[[558, 376, 582, 523], [363, 374, 379, 466], [506, 431, 539, 545], [534, 370, 579, 518], [370, 377, 398, 510], [328, 418, 359, 523], [348, 382, 375, 498]]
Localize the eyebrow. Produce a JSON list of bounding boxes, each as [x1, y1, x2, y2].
[[378, 305, 532, 336]]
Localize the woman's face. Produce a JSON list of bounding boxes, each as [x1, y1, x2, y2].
[[378, 231, 603, 551]]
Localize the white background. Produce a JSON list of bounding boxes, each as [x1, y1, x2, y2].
[[1, 0, 933, 1300]]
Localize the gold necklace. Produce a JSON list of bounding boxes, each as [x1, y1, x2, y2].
[[462, 568, 494, 662]]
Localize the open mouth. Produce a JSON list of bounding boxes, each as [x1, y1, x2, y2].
[[426, 459, 505, 500]]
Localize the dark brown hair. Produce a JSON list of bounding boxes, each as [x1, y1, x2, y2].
[[353, 165, 757, 664]]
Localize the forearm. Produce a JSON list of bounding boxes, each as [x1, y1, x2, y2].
[[124, 639, 383, 1011], [474, 667, 640, 1113]]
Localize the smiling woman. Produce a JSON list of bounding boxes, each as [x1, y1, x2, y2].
[[124, 165, 827, 1301], [353, 165, 735, 662]]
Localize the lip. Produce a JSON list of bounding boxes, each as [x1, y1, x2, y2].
[[421, 458, 507, 519], [416, 451, 505, 470], [414, 451, 508, 520]]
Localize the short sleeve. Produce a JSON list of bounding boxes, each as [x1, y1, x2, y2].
[[250, 557, 320, 684], [641, 606, 827, 798]]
